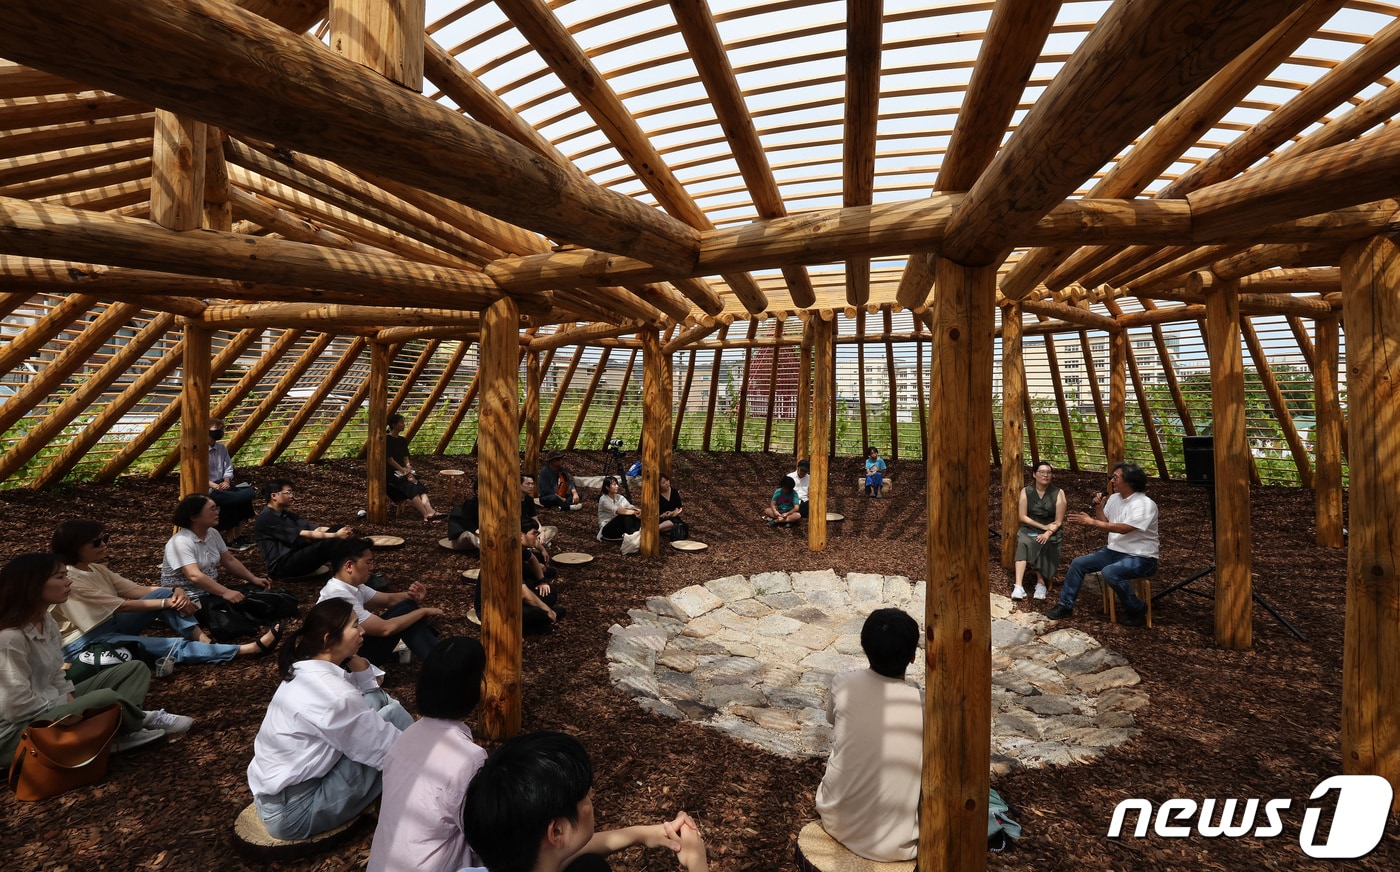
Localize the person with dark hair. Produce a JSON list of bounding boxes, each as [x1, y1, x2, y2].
[[473, 518, 566, 635], [815, 607, 922, 862], [596, 476, 640, 541], [1012, 461, 1068, 602], [521, 473, 557, 547], [460, 731, 707, 872], [247, 598, 412, 841], [538, 453, 582, 511], [52, 520, 279, 669], [763, 475, 802, 526], [657, 473, 683, 536], [386, 412, 446, 522], [369, 637, 488, 872], [254, 479, 356, 578], [0, 553, 194, 765], [789, 458, 811, 517], [207, 418, 258, 550], [316, 538, 442, 666], [448, 477, 481, 552], [863, 446, 886, 498], [161, 494, 274, 609], [1046, 461, 1159, 625]]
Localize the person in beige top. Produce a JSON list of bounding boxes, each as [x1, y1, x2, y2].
[[815, 607, 923, 862]]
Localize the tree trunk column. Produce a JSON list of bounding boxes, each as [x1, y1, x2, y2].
[[808, 314, 834, 552], [1000, 302, 1025, 570], [367, 342, 390, 524], [1340, 236, 1400, 808], [921, 256, 994, 872], [179, 323, 210, 497], [523, 350, 542, 480], [1202, 273, 1252, 650], [478, 296, 523, 740], [330, 0, 426, 90], [640, 330, 664, 557], [1313, 314, 1344, 548], [661, 350, 674, 476]]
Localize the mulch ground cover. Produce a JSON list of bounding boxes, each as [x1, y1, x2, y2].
[[1, 450, 1395, 871]]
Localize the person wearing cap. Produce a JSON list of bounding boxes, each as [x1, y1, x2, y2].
[[789, 459, 812, 518], [537, 453, 582, 511]]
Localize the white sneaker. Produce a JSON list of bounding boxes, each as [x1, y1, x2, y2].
[[567, 503, 582, 511], [114, 728, 164, 753], [393, 639, 411, 664], [1011, 586, 1026, 600], [1033, 583, 1048, 600], [143, 709, 194, 734]]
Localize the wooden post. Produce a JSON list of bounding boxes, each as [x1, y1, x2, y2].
[[1000, 302, 1025, 569], [524, 350, 542, 480], [809, 315, 834, 552], [1043, 332, 1079, 470], [795, 317, 813, 459], [478, 296, 523, 740], [641, 330, 664, 557], [661, 349, 674, 475], [922, 257, 994, 871], [150, 110, 206, 231], [885, 308, 899, 460], [179, 323, 210, 497], [1203, 274, 1252, 650], [1107, 330, 1127, 470], [367, 342, 390, 524], [330, 0, 426, 91], [1079, 330, 1109, 460], [1313, 314, 1344, 547]]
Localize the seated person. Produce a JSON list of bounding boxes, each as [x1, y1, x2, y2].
[[658, 473, 683, 536], [596, 476, 640, 541], [207, 418, 258, 549], [317, 539, 442, 666], [161, 494, 275, 613], [448, 478, 481, 552], [790, 459, 811, 517], [386, 412, 445, 523], [1045, 461, 1158, 626], [474, 519, 566, 635], [369, 637, 487, 872], [247, 599, 413, 841], [521, 473, 557, 547], [815, 607, 922, 862], [460, 730, 707, 872], [864, 446, 886, 498], [254, 479, 355, 578], [538, 453, 582, 511], [763, 476, 803, 527], [53, 519, 279, 667]]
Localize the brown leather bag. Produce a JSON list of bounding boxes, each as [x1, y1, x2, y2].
[[8, 703, 122, 801]]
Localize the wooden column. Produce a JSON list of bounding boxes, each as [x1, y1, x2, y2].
[[478, 296, 523, 740], [922, 257, 994, 871], [366, 342, 390, 524], [1000, 302, 1025, 569], [1314, 314, 1345, 547], [660, 350, 674, 476], [1203, 275, 1252, 650], [523, 350, 542, 480], [640, 330, 665, 557], [1340, 236, 1400, 806], [795, 317, 813, 459], [330, 0, 426, 90], [1107, 330, 1127, 469], [179, 323, 210, 496], [151, 110, 206, 231], [809, 315, 834, 552]]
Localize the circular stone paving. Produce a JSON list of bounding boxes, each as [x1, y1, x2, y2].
[[606, 569, 1148, 773]]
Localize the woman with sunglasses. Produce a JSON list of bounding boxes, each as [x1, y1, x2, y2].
[[51, 520, 280, 667]]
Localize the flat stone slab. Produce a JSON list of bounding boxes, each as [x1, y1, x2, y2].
[[608, 570, 1148, 770]]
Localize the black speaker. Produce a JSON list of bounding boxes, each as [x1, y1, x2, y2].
[[1183, 435, 1214, 486]]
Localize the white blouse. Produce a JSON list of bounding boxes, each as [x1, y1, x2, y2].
[[597, 492, 633, 538], [0, 613, 75, 726]]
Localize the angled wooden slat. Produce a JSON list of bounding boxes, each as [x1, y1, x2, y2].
[[306, 363, 375, 463], [701, 325, 727, 451], [1, 157, 151, 200], [261, 337, 367, 465], [603, 349, 637, 447], [537, 344, 583, 452], [1040, 324, 1077, 470], [39, 177, 151, 212], [409, 339, 471, 443], [0, 114, 153, 162], [733, 318, 759, 451], [0, 292, 98, 376], [0, 63, 89, 100], [673, 346, 697, 450], [0, 139, 153, 189], [567, 347, 611, 450], [228, 333, 337, 459], [1313, 313, 1343, 547], [388, 339, 442, 418], [763, 318, 784, 452], [367, 341, 390, 522], [1241, 316, 1313, 487]]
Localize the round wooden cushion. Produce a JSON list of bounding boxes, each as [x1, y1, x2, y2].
[[552, 552, 594, 565], [232, 802, 365, 862], [368, 535, 404, 549], [439, 468, 465, 477], [466, 606, 481, 626], [794, 822, 915, 872], [826, 512, 845, 522], [670, 539, 708, 552], [438, 537, 456, 551], [461, 568, 480, 581]]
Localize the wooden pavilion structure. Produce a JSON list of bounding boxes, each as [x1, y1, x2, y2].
[[1, 1, 1398, 867]]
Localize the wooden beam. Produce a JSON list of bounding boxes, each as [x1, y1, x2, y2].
[[809, 316, 834, 553], [640, 330, 664, 557], [0, 114, 153, 163], [203, 127, 233, 232], [366, 342, 390, 523], [523, 350, 542, 481], [178, 322, 211, 496], [1, 0, 699, 272], [1000, 302, 1025, 570], [150, 111, 207, 232], [1313, 315, 1344, 548], [1241, 317, 1314, 486], [1106, 331, 1127, 470], [842, 0, 882, 306], [1020, 298, 1120, 333], [330, 0, 424, 90]]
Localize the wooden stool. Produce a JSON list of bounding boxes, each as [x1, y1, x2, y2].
[[794, 822, 915, 872], [439, 469, 465, 504], [232, 802, 368, 862], [1096, 572, 1153, 627]]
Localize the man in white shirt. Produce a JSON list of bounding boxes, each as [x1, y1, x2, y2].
[[789, 459, 811, 517], [317, 539, 443, 665], [1046, 461, 1159, 626]]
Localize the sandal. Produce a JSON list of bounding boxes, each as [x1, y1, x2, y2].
[[255, 621, 285, 656]]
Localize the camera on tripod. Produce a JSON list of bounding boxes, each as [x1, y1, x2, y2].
[[605, 438, 624, 452]]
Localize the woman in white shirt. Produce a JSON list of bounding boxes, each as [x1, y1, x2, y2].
[[160, 494, 273, 608], [597, 476, 641, 541], [246, 599, 413, 840]]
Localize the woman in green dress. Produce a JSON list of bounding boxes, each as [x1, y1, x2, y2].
[[1012, 461, 1068, 601]]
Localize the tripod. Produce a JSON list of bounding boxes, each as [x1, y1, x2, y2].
[[1154, 484, 1308, 641], [602, 443, 631, 500]]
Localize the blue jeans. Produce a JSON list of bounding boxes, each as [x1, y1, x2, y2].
[[1058, 548, 1158, 614], [62, 590, 239, 665]]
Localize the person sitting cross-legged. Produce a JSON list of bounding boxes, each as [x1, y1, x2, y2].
[[763, 476, 803, 527], [448, 478, 481, 552], [474, 518, 566, 635], [538, 453, 583, 511], [316, 538, 442, 667], [254, 479, 356, 579], [1045, 461, 1158, 626]]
